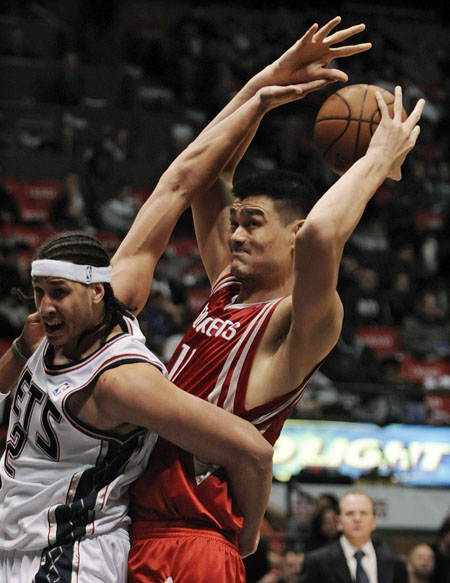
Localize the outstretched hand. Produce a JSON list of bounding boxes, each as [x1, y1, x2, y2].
[[252, 16, 371, 90], [368, 86, 425, 180]]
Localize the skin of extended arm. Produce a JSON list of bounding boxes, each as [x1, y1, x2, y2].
[[0, 347, 27, 396], [191, 18, 372, 285], [87, 363, 273, 557], [290, 90, 425, 368], [111, 90, 291, 314]]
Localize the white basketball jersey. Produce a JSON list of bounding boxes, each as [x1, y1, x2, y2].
[[0, 316, 165, 552]]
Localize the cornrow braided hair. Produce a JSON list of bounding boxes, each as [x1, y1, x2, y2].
[[35, 231, 133, 345]]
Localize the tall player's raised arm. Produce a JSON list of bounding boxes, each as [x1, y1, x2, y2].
[[191, 17, 372, 286], [288, 88, 425, 374], [111, 84, 323, 313], [110, 90, 282, 313], [198, 17, 371, 137]]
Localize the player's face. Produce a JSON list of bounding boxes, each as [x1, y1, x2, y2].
[[32, 276, 100, 351], [229, 196, 297, 282], [337, 493, 376, 547]]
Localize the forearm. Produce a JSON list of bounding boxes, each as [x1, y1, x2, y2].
[[0, 341, 28, 399], [302, 151, 390, 249], [164, 91, 273, 204], [227, 444, 273, 557], [292, 151, 391, 330], [196, 17, 371, 169]]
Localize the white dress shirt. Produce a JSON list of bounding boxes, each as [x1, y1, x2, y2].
[[340, 535, 378, 583]]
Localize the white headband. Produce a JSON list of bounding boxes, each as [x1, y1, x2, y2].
[[31, 259, 112, 284]]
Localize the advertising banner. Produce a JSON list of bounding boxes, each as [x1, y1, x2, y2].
[[274, 420, 450, 487]]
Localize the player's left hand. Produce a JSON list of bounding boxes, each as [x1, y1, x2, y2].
[[367, 86, 425, 181]]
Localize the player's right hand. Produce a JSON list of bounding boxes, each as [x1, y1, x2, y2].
[[253, 16, 372, 89], [16, 312, 44, 357]]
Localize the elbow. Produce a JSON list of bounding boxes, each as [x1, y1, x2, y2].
[[296, 218, 343, 258], [245, 435, 273, 476], [298, 217, 335, 245], [154, 173, 191, 210]]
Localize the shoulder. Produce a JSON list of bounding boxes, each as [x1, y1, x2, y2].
[[111, 316, 166, 372], [376, 547, 409, 579], [376, 546, 406, 563], [300, 541, 345, 581], [304, 540, 343, 563]]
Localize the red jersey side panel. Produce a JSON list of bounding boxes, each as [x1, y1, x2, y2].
[[130, 274, 311, 537]]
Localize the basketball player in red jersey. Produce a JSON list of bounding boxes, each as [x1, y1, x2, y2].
[[122, 18, 424, 583]]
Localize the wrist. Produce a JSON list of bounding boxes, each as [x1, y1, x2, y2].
[[363, 148, 393, 175], [12, 337, 31, 362], [243, 71, 269, 96]]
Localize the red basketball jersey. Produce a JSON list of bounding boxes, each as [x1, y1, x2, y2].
[[130, 274, 315, 539]]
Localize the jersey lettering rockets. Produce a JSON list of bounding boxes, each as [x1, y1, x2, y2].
[[130, 274, 316, 538], [0, 316, 165, 554]]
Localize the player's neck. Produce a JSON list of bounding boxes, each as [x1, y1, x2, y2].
[[53, 321, 121, 364], [236, 276, 291, 304], [53, 334, 102, 364]]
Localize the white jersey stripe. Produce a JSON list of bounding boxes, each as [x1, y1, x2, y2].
[[223, 301, 278, 411], [168, 343, 197, 382], [208, 300, 276, 407], [251, 388, 305, 427], [211, 275, 237, 295]]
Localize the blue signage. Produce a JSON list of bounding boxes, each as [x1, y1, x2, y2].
[[273, 420, 450, 487]]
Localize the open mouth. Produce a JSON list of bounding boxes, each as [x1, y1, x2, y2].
[[44, 321, 64, 334]]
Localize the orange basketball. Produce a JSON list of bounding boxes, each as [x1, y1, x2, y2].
[[314, 84, 406, 176]]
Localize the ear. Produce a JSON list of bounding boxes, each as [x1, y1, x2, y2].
[[90, 282, 105, 304], [293, 218, 305, 234], [336, 515, 343, 532]]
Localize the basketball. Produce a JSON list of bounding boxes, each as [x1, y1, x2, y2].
[[314, 84, 407, 176]]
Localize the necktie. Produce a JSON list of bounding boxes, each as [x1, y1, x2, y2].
[[354, 549, 370, 583]]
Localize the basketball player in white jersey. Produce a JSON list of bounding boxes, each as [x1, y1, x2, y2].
[[0, 230, 274, 583]]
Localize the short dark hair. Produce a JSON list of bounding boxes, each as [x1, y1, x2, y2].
[[232, 170, 317, 225], [35, 231, 132, 343]]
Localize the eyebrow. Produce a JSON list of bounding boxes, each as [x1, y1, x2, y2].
[[32, 277, 69, 285], [230, 207, 265, 217]]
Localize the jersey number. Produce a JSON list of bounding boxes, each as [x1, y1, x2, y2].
[[168, 343, 197, 382], [4, 370, 62, 477]]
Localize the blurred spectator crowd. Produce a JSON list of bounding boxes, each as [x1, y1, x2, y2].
[[1, 0, 450, 428], [243, 494, 450, 583]]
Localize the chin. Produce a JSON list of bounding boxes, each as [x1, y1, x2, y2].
[[230, 262, 243, 277]]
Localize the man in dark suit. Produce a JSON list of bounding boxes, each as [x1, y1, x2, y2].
[[298, 490, 409, 583]]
